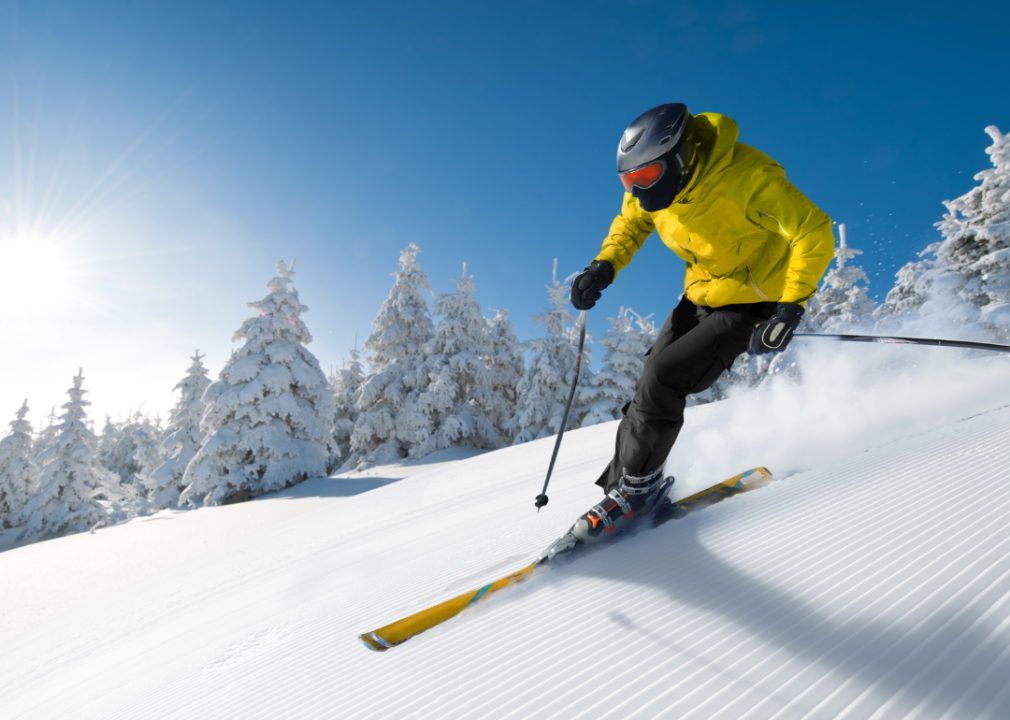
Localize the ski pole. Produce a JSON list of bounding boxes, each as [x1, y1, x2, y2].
[[793, 333, 1010, 354], [535, 310, 588, 511]]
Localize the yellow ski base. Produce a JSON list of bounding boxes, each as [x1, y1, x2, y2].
[[359, 466, 772, 651]]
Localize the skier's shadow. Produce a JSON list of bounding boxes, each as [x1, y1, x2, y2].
[[557, 515, 1008, 717], [266, 477, 397, 500]]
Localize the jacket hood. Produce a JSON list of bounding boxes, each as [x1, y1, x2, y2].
[[680, 113, 740, 199]]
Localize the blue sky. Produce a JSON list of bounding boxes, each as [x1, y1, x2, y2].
[[1, 0, 1008, 423]]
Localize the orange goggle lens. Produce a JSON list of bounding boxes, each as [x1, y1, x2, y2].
[[619, 162, 665, 191]]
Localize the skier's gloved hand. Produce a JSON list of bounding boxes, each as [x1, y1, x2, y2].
[[570, 260, 614, 310], [750, 302, 804, 355]]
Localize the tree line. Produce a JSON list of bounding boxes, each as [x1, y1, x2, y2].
[[1, 124, 1007, 546]]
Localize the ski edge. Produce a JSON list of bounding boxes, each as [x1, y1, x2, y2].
[[358, 466, 772, 651]]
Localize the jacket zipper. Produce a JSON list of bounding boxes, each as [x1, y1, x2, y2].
[[747, 266, 770, 300], [758, 211, 792, 238]]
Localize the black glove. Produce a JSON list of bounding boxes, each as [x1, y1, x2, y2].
[[570, 260, 614, 310], [750, 302, 804, 355]]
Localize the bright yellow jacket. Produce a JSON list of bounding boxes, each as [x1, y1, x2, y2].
[[596, 113, 835, 307]]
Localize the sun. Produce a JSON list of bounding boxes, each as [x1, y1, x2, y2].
[[0, 233, 75, 314]]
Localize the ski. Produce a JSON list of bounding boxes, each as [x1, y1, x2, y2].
[[358, 466, 772, 651]]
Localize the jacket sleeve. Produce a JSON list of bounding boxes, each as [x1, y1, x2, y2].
[[746, 169, 834, 305], [594, 192, 656, 282]]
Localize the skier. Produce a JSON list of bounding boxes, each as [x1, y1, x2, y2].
[[558, 103, 834, 551]]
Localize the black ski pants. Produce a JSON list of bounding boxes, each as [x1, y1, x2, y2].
[[597, 296, 776, 493]]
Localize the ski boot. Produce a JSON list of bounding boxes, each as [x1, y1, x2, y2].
[[543, 468, 675, 562]]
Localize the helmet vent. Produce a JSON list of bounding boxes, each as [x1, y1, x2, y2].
[[659, 136, 672, 144], [621, 127, 645, 152]]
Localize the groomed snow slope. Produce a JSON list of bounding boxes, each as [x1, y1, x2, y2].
[[3, 347, 1010, 719]]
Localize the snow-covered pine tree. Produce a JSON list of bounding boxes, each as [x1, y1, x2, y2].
[[15, 370, 118, 541], [0, 400, 38, 529], [877, 126, 1010, 339], [933, 125, 1010, 337], [180, 260, 336, 506], [812, 224, 875, 332], [32, 405, 59, 464], [483, 308, 525, 443], [508, 259, 593, 444], [146, 351, 212, 509], [347, 243, 435, 468], [581, 307, 656, 427], [873, 257, 935, 327], [329, 338, 364, 470], [399, 263, 498, 459], [100, 410, 160, 503], [96, 415, 122, 471]]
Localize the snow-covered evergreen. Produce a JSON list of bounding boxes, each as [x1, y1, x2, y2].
[[876, 126, 1010, 340], [483, 308, 526, 442], [15, 370, 118, 541], [0, 400, 38, 529], [933, 125, 1010, 336], [329, 339, 364, 471], [508, 259, 593, 444], [180, 260, 335, 506], [146, 351, 212, 509], [399, 263, 499, 459], [811, 223, 875, 332], [581, 307, 656, 427], [100, 410, 161, 503], [873, 256, 935, 326], [96, 415, 122, 472], [32, 406, 59, 465], [347, 243, 435, 468]]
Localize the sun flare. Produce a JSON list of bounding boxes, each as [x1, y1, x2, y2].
[[0, 234, 75, 313]]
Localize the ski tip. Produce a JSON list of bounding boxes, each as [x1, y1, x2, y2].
[[739, 467, 773, 489], [358, 632, 391, 652]]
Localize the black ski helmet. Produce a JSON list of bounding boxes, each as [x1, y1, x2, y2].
[[617, 103, 695, 212]]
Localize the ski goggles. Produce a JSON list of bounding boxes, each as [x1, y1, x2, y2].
[[619, 160, 665, 192]]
